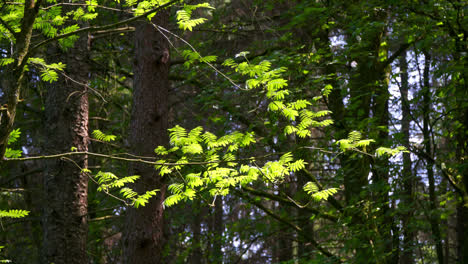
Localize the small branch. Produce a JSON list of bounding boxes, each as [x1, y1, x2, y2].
[[42, 2, 129, 12], [30, 0, 179, 52], [0, 168, 43, 186], [90, 26, 135, 40], [92, 26, 135, 36], [234, 190, 338, 260], [61, 156, 132, 206], [153, 23, 244, 90], [242, 186, 338, 222], [4, 151, 279, 166], [60, 70, 107, 103], [0, 188, 26, 192], [89, 138, 124, 149], [6, 151, 164, 165], [382, 35, 425, 69], [89, 215, 120, 222], [408, 145, 464, 197]]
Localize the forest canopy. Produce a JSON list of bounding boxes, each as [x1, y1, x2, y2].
[[0, 0, 467, 263]]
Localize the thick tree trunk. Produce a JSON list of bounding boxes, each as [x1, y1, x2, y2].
[[42, 39, 90, 263], [123, 11, 170, 264]]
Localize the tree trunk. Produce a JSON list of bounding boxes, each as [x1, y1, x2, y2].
[[123, 11, 170, 264], [422, 52, 444, 264], [399, 53, 415, 264], [42, 38, 90, 263], [457, 204, 468, 264], [211, 197, 223, 263], [0, 0, 42, 159], [191, 200, 203, 264]]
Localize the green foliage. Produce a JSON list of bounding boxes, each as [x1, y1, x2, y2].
[[304, 182, 339, 202], [375, 146, 408, 157], [151, 57, 342, 209], [1, 0, 463, 261], [176, 3, 214, 31], [92, 171, 158, 208], [58, 25, 80, 50], [0, 59, 14, 67], [0, 209, 29, 263], [6, 129, 20, 145], [95, 171, 139, 192], [5, 129, 22, 159], [154, 126, 262, 206], [28, 57, 66, 83], [92, 130, 117, 142], [181, 50, 217, 68], [223, 57, 333, 138], [0, 209, 29, 218], [336, 131, 374, 152], [336, 131, 407, 158]]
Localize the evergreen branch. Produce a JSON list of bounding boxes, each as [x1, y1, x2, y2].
[[30, 0, 180, 52]]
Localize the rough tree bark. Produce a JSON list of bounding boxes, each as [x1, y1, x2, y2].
[[42, 38, 90, 263], [122, 10, 170, 263]]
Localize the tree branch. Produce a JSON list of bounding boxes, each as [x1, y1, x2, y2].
[[4, 151, 280, 167], [242, 186, 338, 222], [382, 35, 424, 69], [30, 0, 179, 52], [234, 189, 338, 260]]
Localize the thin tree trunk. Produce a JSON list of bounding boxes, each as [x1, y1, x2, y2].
[[191, 199, 203, 264], [422, 51, 444, 264], [399, 53, 415, 264], [211, 197, 223, 263], [42, 38, 90, 263], [457, 204, 468, 263], [370, 32, 394, 264], [0, 0, 43, 159], [454, 42, 468, 264], [122, 11, 170, 263]]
